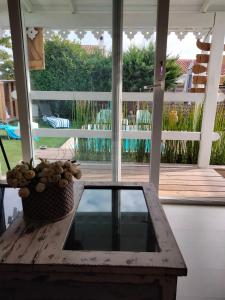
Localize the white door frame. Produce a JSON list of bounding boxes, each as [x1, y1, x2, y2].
[[112, 0, 123, 182], [8, 0, 170, 189], [150, 0, 170, 192], [7, 0, 33, 162], [198, 12, 225, 168]]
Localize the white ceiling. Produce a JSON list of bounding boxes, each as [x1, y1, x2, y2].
[[0, 0, 225, 31], [0, 0, 225, 13]]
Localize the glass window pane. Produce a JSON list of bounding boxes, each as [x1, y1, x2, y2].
[[0, 0, 22, 176], [64, 187, 159, 252], [121, 0, 157, 179], [21, 1, 112, 180]]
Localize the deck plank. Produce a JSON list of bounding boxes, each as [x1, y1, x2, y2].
[[160, 191, 225, 197], [80, 164, 225, 200]]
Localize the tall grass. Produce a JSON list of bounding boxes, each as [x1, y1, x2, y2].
[[211, 103, 225, 165], [70, 99, 225, 165], [161, 103, 203, 164]]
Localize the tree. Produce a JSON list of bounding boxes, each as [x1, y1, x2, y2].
[[0, 37, 14, 80], [30, 37, 112, 118], [30, 36, 112, 92], [165, 57, 182, 90], [31, 38, 181, 93], [30, 39, 182, 117], [123, 44, 182, 92], [31, 37, 90, 91], [123, 44, 155, 92]]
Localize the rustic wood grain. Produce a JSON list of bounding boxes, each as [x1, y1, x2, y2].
[[0, 182, 187, 276], [0, 213, 26, 263], [196, 54, 209, 63], [190, 87, 206, 93], [192, 75, 207, 84], [192, 64, 207, 74], [0, 182, 186, 299], [27, 27, 45, 70]]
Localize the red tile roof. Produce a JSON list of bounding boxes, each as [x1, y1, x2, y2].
[[176, 59, 225, 75], [176, 59, 195, 74]]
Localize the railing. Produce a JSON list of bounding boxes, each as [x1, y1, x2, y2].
[[30, 91, 224, 103], [29, 91, 223, 142]]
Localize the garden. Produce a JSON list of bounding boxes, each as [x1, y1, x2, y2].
[[0, 36, 224, 174]]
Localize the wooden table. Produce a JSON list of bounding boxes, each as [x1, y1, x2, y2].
[[0, 182, 187, 300]]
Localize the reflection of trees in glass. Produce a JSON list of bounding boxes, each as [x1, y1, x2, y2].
[[0, 37, 14, 80]]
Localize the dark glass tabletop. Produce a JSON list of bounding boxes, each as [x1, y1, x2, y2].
[[64, 187, 159, 252]]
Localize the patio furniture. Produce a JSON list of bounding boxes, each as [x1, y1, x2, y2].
[[96, 109, 111, 126], [42, 115, 70, 128], [136, 109, 152, 128], [0, 182, 187, 299], [0, 123, 19, 139], [39, 103, 70, 128], [0, 122, 39, 140], [4, 124, 20, 139], [122, 109, 152, 153]]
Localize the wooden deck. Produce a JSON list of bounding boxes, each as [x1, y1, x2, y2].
[[80, 163, 225, 204]]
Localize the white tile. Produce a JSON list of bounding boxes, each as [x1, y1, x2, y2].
[[163, 204, 225, 300]]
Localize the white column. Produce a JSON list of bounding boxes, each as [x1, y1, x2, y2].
[[150, 0, 170, 193], [198, 13, 225, 168], [7, 0, 33, 162], [112, 0, 123, 182]]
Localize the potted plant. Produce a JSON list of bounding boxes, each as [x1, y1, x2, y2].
[[6, 158, 81, 222]]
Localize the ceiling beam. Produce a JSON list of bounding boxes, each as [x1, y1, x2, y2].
[[22, 0, 33, 13], [69, 0, 76, 14], [200, 0, 211, 13]]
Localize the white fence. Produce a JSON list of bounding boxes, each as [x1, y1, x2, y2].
[[30, 91, 223, 142], [31, 91, 225, 103]]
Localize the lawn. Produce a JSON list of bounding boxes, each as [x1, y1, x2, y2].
[[0, 137, 68, 176], [34, 137, 68, 149], [0, 139, 22, 175]]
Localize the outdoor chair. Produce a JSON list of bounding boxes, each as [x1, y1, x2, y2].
[[96, 109, 112, 127], [133, 109, 152, 153], [93, 109, 112, 152], [0, 122, 39, 140], [39, 103, 70, 128], [136, 109, 152, 129]]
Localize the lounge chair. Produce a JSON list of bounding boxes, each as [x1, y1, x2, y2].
[[39, 103, 70, 128], [0, 123, 20, 139], [0, 122, 39, 140]]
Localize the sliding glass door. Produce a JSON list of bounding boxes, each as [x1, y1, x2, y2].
[[7, 0, 169, 190]]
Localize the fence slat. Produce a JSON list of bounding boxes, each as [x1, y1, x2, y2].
[[29, 128, 220, 141], [29, 91, 224, 103]]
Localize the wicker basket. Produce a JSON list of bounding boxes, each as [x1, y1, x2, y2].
[[22, 182, 74, 222]]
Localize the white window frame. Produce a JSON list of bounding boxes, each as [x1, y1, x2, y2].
[[8, 0, 170, 193]]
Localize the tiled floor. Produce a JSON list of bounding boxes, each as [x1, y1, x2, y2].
[[164, 204, 225, 300]]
